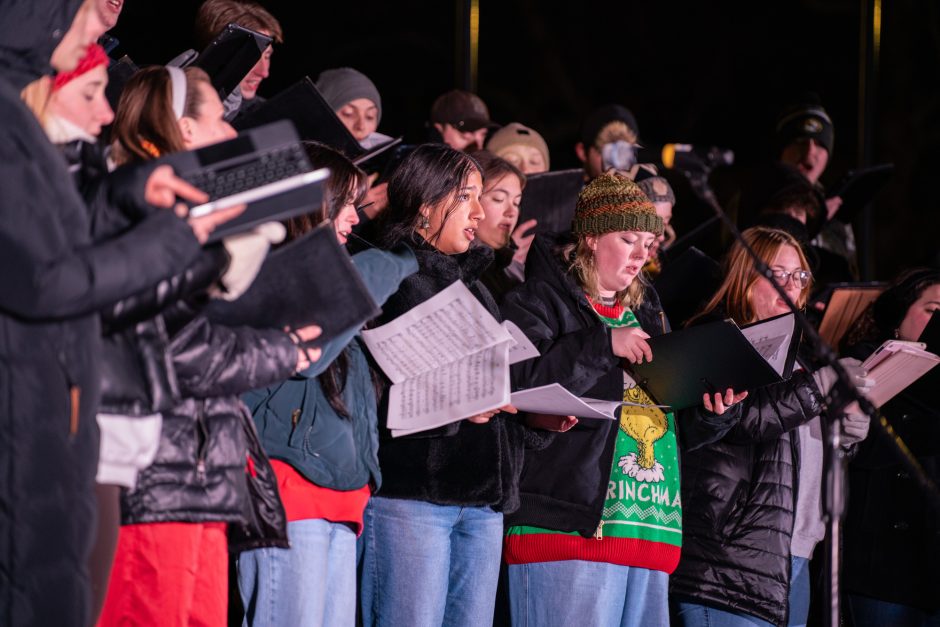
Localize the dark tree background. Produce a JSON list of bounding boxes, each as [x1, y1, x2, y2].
[[111, 0, 939, 278]]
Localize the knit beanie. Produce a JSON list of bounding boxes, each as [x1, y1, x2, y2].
[[775, 94, 834, 155], [53, 43, 108, 91], [315, 67, 382, 124], [485, 122, 550, 170], [634, 171, 676, 206], [573, 172, 664, 236], [579, 104, 639, 148]]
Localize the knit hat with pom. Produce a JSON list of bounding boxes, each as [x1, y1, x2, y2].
[[573, 171, 663, 236]]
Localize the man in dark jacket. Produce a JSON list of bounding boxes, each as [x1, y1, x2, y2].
[[0, 2, 210, 624]]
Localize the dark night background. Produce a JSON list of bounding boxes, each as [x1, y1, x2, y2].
[[110, 0, 939, 279]]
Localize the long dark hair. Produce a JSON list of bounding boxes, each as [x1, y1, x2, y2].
[[376, 143, 481, 248], [283, 142, 368, 419], [285, 141, 368, 240]]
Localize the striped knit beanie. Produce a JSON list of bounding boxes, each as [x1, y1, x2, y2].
[[573, 172, 663, 236]]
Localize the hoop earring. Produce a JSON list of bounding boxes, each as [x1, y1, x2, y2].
[[894, 328, 900, 339], [421, 216, 430, 230]]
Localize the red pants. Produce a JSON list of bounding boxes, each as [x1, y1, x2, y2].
[[98, 522, 228, 627]]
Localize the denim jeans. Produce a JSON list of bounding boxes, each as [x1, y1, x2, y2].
[[788, 555, 811, 627], [359, 496, 503, 627], [849, 595, 940, 627], [237, 518, 357, 626], [672, 601, 775, 627], [508, 560, 669, 627]]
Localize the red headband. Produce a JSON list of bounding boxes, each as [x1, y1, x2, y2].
[[53, 44, 109, 91]]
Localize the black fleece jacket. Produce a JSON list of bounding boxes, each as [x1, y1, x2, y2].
[[373, 237, 549, 513]]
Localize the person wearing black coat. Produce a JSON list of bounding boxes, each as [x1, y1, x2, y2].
[[669, 227, 862, 627], [359, 145, 554, 627], [500, 173, 746, 627], [841, 268, 940, 627], [0, 3, 215, 625]]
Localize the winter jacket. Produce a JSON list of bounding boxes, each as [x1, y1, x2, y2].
[[373, 237, 548, 513], [842, 342, 940, 612], [121, 315, 297, 548], [669, 335, 824, 627], [0, 4, 203, 624], [500, 234, 735, 537], [245, 247, 418, 491]]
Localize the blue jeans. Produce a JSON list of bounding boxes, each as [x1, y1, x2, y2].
[[672, 601, 775, 627], [360, 496, 503, 627], [849, 595, 940, 627], [788, 555, 811, 627], [508, 560, 669, 627], [237, 518, 357, 626]]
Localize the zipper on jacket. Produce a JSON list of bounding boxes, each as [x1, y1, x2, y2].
[[195, 401, 209, 479], [594, 520, 604, 540], [68, 385, 81, 436]]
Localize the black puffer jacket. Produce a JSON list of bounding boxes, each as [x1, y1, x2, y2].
[[670, 350, 823, 627], [121, 315, 297, 549], [0, 3, 202, 624], [501, 234, 686, 536], [374, 238, 549, 513]]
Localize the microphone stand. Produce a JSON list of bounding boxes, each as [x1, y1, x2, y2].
[[678, 168, 940, 627]]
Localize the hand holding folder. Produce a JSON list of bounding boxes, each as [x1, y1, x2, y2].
[[628, 312, 800, 410]]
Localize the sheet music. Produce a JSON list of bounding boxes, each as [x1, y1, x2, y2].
[[862, 340, 938, 407], [361, 281, 519, 436], [387, 344, 511, 432], [362, 281, 512, 383], [504, 320, 540, 365], [740, 313, 796, 376]]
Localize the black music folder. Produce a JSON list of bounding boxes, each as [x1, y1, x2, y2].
[[192, 23, 272, 102], [828, 163, 894, 222], [232, 77, 364, 158], [628, 312, 800, 409], [204, 223, 380, 345], [105, 55, 139, 111], [517, 169, 584, 235]]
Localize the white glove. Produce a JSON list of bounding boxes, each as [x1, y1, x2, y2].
[[841, 410, 870, 446], [812, 357, 874, 398], [213, 222, 286, 301]]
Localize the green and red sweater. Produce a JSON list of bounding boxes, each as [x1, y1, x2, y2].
[[504, 296, 682, 573]]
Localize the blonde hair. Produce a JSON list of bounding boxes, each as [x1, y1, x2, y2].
[[20, 76, 53, 124], [564, 237, 647, 309], [693, 226, 812, 325]]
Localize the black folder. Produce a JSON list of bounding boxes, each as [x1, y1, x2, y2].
[[827, 163, 894, 223], [192, 23, 272, 102], [628, 312, 800, 409], [517, 169, 584, 235], [232, 77, 364, 159], [105, 55, 139, 112], [204, 223, 380, 346]]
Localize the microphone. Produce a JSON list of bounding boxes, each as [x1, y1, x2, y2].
[[601, 140, 734, 175]]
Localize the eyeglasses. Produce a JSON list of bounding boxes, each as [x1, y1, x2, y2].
[[770, 268, 812, 288]]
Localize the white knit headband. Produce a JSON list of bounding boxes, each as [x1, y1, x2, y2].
[[165, 66, 186, 120]]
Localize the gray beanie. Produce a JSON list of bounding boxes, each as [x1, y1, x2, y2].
[[315, 67, 382, 124]]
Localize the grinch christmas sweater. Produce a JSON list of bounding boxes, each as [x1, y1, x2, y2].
[[504, 297, 682, 573]]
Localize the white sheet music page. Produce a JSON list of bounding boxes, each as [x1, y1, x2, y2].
[[361, 281, 512, 383], [739, 313, 796, 376]]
